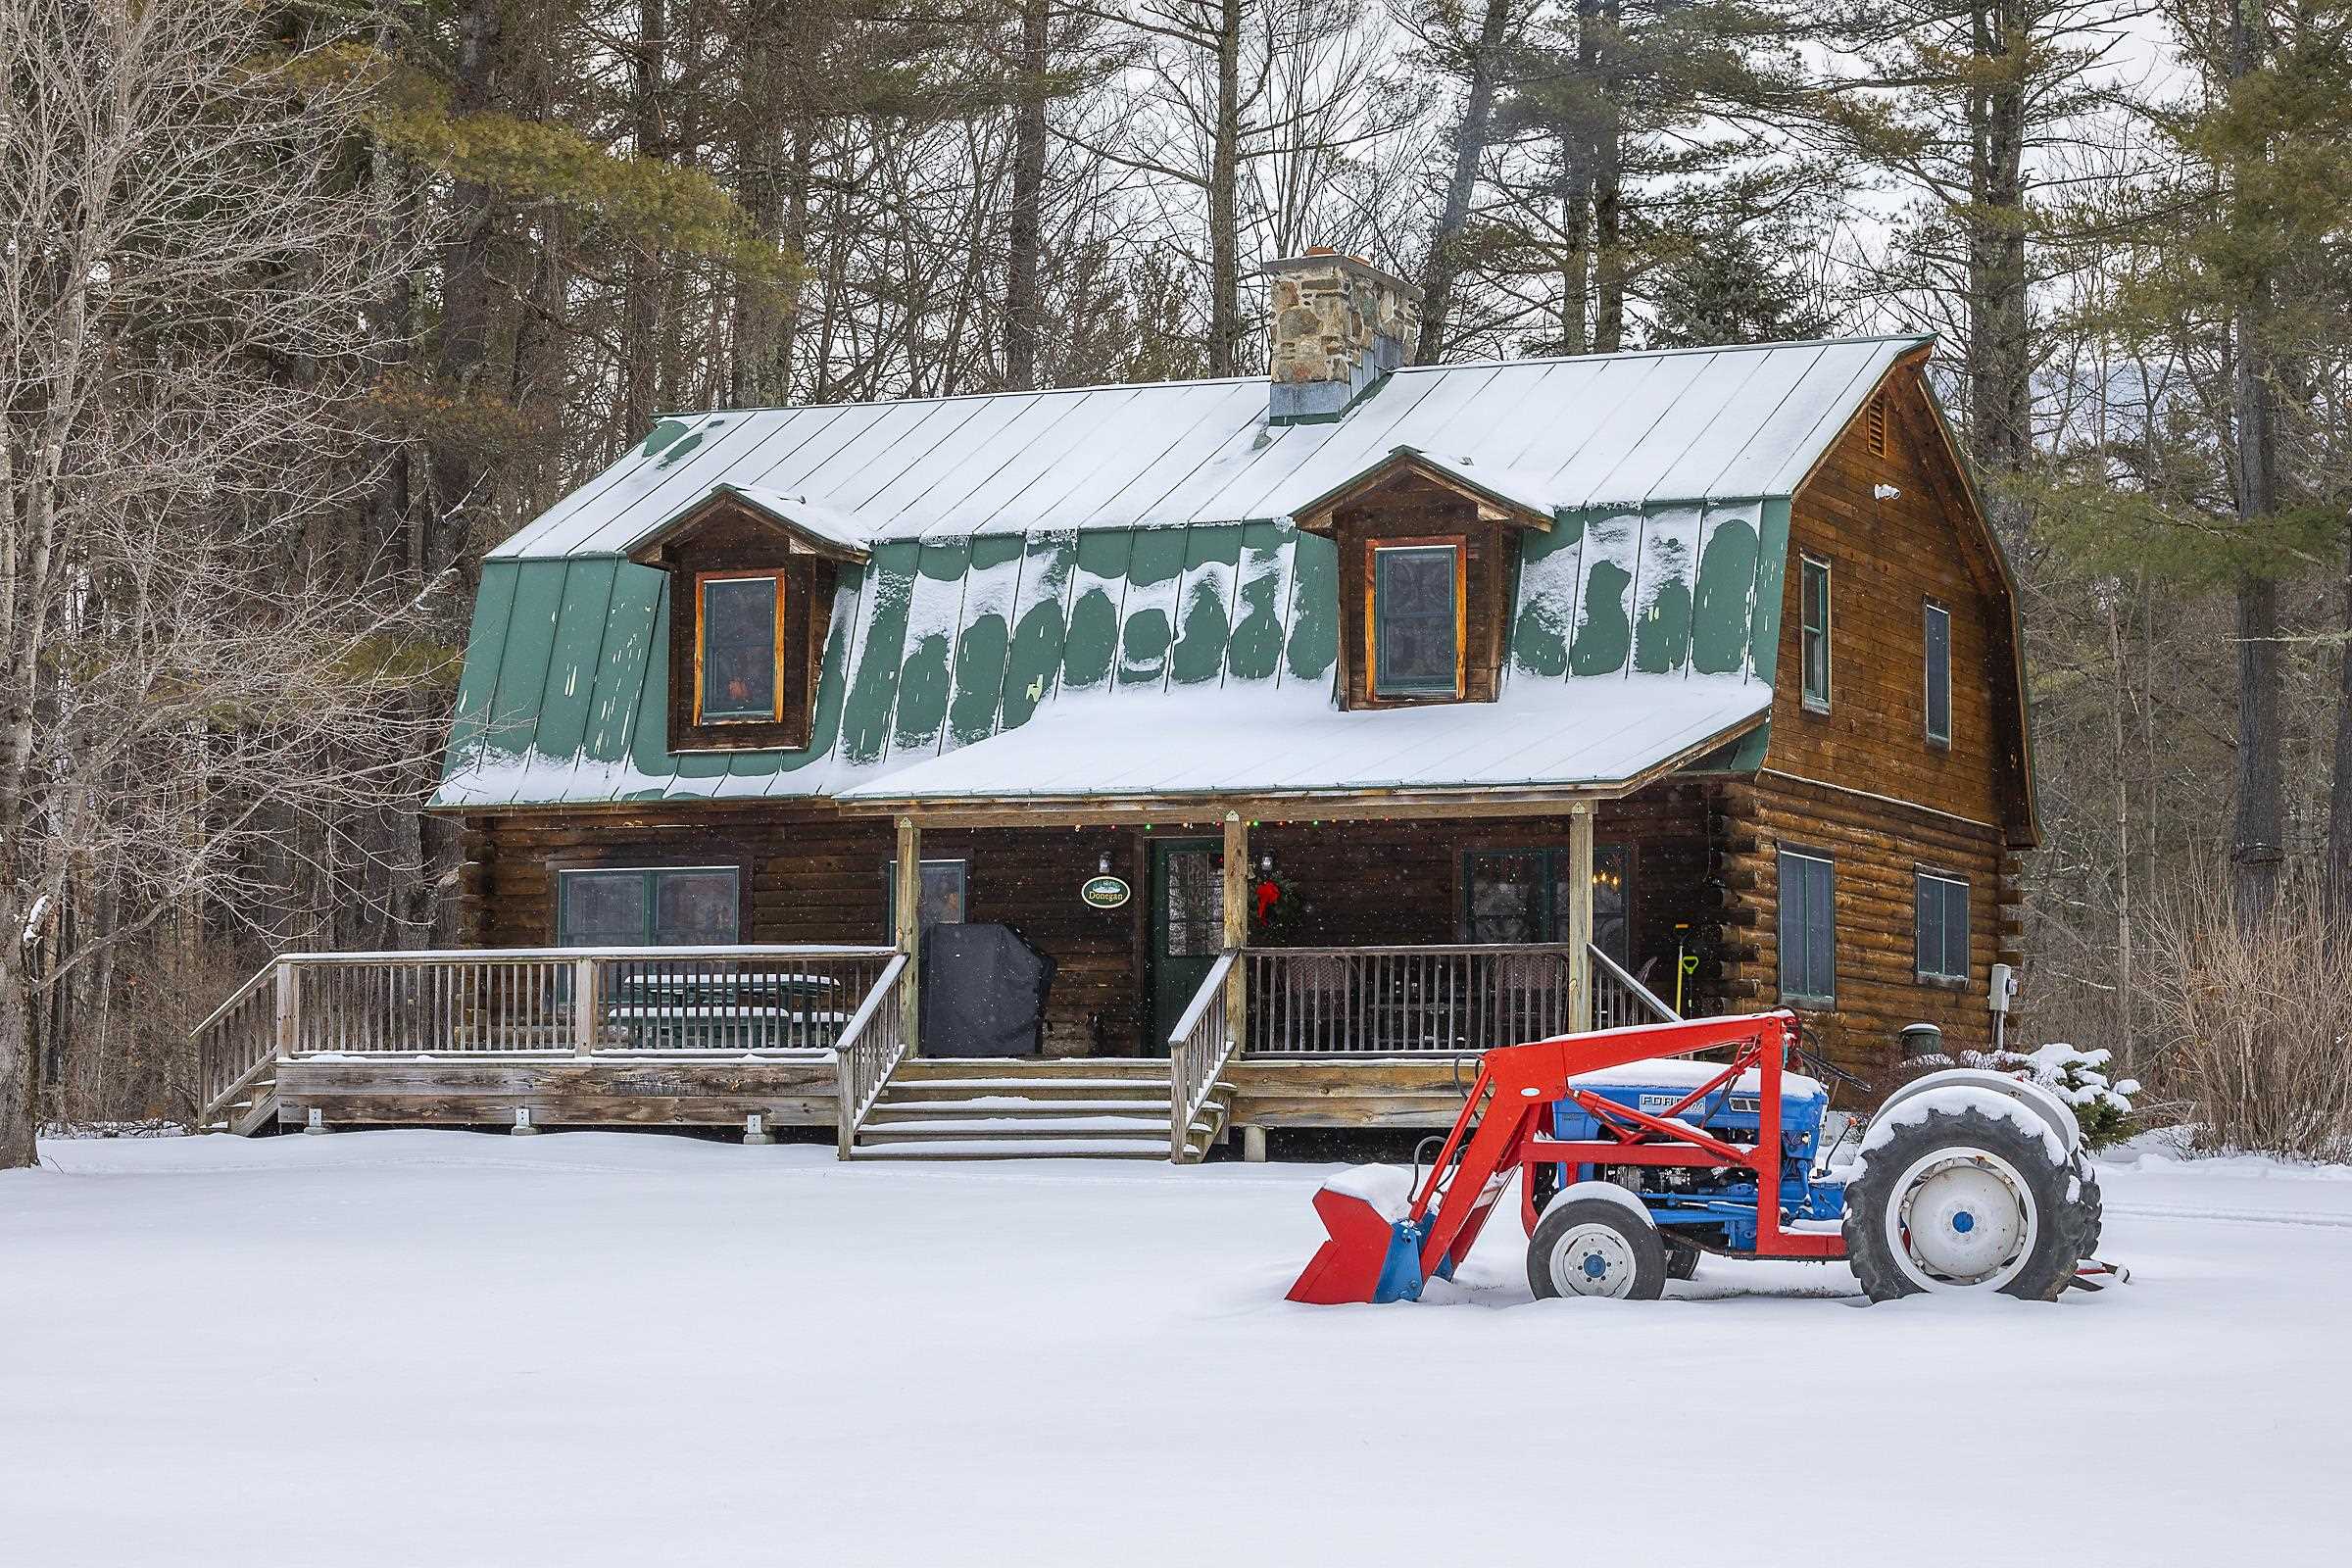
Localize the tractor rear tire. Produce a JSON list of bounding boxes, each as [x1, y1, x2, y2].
[[2068, 1160, 2104, 1256], [1528, 1199, 1666, 1300], [1843, 1105, 2079, 1303]]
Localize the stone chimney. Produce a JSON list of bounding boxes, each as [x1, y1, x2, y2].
[[1263, 248, 1422, 424]]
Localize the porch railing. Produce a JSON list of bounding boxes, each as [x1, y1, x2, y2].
[[193, 945, 898, 1128], [833, 953, 912, 1156], [1592, 945, 1682, 1030], [1241, 942, 1678, 1057], [1167, 951, 1240, 1161]]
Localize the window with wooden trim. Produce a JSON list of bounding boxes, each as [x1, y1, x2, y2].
[[1924, 599, 1952, 746], [1915, 870, 1970, 984], [557, 866, 742, 947], [696, 570, 786, 723], [1777, 848, 1835, 1004], [1799, 557, 1832, 712], [1461, 844, 1633, 964], [885, 858, 969, 934], [1369, 541, 1465, 699]]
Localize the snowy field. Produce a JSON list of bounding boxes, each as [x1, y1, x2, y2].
[[5, 1132, 2347, 1568]]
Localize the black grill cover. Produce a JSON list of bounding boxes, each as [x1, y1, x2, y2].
[[919, 923, 1055, 1057]]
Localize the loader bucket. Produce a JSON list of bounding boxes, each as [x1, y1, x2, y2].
[[1287, 1170, 1428, 1304]]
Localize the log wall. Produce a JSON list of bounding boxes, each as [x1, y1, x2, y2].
[[458, 788, 1717, 1056]]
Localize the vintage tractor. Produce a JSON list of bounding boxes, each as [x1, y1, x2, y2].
[[1288, 1011, 2117, 1304]]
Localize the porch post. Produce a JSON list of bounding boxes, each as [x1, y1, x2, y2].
[[1566, 804, 1595, 1031], [895, 814, 922, 1056], [1221, 810, 1248, 1046]]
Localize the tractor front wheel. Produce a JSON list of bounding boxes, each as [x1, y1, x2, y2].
[[1528, 1198, 1667, 1300], [1843, 1104, 2079, 1302]]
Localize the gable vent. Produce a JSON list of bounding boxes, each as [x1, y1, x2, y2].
[[1865, 397, 1888, 458]]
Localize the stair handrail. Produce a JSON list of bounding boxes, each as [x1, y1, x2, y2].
[[833, 953, 911, 1157], [1167, 950, 1239, 1162], [192, 957, 286, 1129], [1591, 943, 1681, 1026]]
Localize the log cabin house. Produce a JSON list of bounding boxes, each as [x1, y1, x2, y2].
[[194, 252, 2036, 1160]]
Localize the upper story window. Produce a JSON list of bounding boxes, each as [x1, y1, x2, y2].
[[1372, 542, 1464, 698], [697, 571, 786, 723], [623, 483, 864, 755], [1799, 556, 1832, 712], [1924, 600, 1952, 746]]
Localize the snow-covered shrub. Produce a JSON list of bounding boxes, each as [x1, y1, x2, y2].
[[1902, 1046, 2138, 1147], [2022, 1044, 2138, 1147]]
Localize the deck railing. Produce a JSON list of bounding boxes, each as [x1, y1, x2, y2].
[[193, 945, 899, 1127], [1242, 942, 1678, 1056], [1167, 951, 1240, 1161], [1592, 945, 1682, 1029], [833, 953, 912, 1156]]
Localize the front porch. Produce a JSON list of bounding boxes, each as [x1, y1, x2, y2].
[[192, 935, 1677, 1162]]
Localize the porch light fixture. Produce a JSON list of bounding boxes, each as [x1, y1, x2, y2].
[[1098, 852, 1112, 875], [1260, 854, 1275, 874]]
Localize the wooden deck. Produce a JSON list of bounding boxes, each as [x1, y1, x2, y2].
[[196, 940, 1675, 1153], [271, 1054, 1475, 1139]]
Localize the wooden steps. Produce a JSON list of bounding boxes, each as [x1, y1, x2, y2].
[[849, 1056, 1228, 1162], [204, 1068, 282, 1137]]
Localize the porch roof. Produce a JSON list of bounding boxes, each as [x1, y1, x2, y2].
[[832, 673, 1768, 807]]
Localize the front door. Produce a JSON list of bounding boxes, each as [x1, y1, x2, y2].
[[1148, 839, 1221, 1054]]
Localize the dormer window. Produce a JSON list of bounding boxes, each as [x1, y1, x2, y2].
[[696, 570, 786, 723], [1290, 446, 1547, 710], [621, 482, 869, 754], [1371, 542, 1464, 698]]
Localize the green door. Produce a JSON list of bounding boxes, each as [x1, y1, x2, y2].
[[1148, 839, 1221, 1054]]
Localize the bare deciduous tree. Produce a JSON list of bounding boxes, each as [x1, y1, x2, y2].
[[0, 0, 442, 1164]]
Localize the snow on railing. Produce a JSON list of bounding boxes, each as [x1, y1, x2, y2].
[[1167, 951, 1239, 1162], [833, 954, 911, 1156], [192, 946, 899, 1128]]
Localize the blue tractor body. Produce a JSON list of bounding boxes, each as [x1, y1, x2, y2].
[[1546, 1070, 1847, 1252]]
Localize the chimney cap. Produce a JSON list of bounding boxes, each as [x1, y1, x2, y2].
[[1260, 249, 1423, 303]]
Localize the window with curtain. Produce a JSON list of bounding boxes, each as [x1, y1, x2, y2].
[[1777, 849, 1835, 1003], [1915, 871, 1970, 983]]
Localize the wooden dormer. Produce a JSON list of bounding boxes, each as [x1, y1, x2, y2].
[[623, 484, 867, 754], [1289, 447, 1552, 709]]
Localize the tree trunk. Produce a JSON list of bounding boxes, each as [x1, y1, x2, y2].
[[620, 0, 669, 437], [1590, 1, 1624, 354], [1965, 0, 2033, 493], [1206, 0, 1244, 377], [1004, 0, 1053, 389], [2228, 3, 2282, 923], [0, 941, 34, 1168], [2327, 523, 2352, 919], [1414, 0, 1514, 366], [430, 0, 504, 538]]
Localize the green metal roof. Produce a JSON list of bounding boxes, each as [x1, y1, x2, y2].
[[434, 499, 1792, 808]]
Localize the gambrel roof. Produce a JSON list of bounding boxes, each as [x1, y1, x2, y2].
[[492, 337, 1926, 559], [437, 337, 1931, 812]]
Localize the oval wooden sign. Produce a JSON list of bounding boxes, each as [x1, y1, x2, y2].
[[1080, 874, 1131, 910]]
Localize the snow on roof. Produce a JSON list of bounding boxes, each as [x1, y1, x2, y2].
[[622, 482, 872, 559], [832, 673, 1766, 804], [487, 336, 1927, 562]]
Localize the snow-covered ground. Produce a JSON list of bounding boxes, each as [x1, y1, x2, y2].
[[5, 1131, 2345, 1567]]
